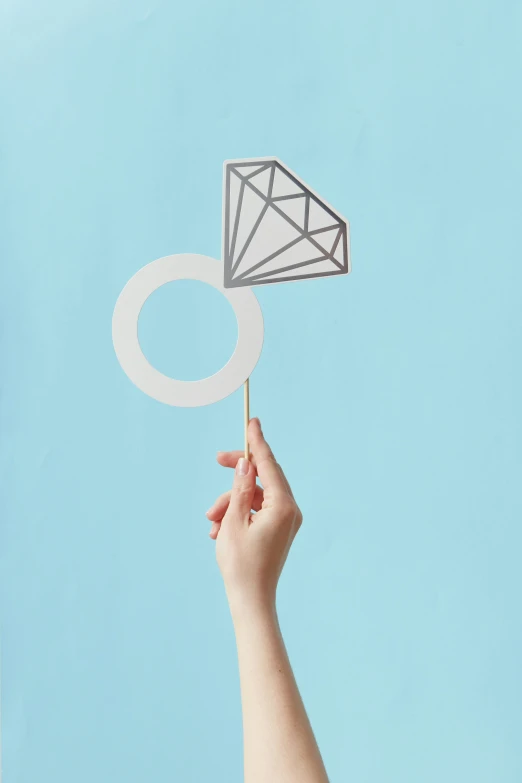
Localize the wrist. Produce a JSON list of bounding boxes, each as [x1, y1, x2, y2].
[[226, 587, 278, 628]]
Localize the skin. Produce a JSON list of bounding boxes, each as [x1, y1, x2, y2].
[[206, 417, 329, 783]]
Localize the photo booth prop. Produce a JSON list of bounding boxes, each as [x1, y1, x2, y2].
[[112, 157, 351, 456]]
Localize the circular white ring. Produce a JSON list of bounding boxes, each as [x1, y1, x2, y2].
[[112, 254, 264, 407]]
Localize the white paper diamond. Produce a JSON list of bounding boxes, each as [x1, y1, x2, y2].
[[223, 158, 350, 287]]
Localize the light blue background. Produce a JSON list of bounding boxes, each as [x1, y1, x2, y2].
[[1, 1, 521, 781]]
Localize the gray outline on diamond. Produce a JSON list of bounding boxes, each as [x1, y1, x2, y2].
[[306, 233, 340, 262], [230, 200, 270, 277], [272, 194, 307, 230], [245, 254, 329, 283], [223, 159, 348, 287], [331, 228, 342, 254], [229, 164, 276, 276], [232, 195, 341, 280], [267, 163, 275, 198], [248, 268, 344, 287], [308, 226, 343, 265], [308, 224, 342, 236], [237, 221, 341, 279], [228, 174, 245, 265], [232, 163, 272, 181], [329, 228, 344, 270], [272, 193, 306, 202], [235, 235, 305, 282], [271, 161, 306, 199], [229, 165, 272, 263], [224, 165, 231, 263], [341, 224, 349, 271], [232, 163, 267, 176]]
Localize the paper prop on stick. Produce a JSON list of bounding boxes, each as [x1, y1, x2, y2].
[[112, 157, 351, 456], [223, 159, 349, 286]]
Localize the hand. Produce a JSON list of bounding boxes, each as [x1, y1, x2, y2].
[[206, 418, 302, 615]]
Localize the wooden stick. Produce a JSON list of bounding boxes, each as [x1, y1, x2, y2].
[[244, 377, 250, 460]]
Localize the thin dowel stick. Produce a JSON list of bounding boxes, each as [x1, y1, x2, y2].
[[244, 377, 250, 460]]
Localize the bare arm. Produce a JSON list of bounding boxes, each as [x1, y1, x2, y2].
[[206, 418, 329, 783]]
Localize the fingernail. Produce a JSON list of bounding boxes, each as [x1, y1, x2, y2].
[[236, 458, 249, 476]]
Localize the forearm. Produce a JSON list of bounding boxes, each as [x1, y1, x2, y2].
[[232, 601, 329, 783], [211, 421, 323, 780]]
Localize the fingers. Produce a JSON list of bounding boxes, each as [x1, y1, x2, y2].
[[216, 419, 274, 471], [206, 485, 264, 522], [217, 450, 251, 469], [209, 521, 220, 540], [248, 419, 293, 498], [247, 417, 274, 461], [217, 420, 293, 494], [215, 417, 295, 500], [223, 457, 256, 529]]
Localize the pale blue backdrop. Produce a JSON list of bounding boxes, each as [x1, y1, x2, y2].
[[1, 1, 521, 781]]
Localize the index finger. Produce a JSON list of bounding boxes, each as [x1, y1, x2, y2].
[[215, 417, 274, 470], [217, 450, 258, 469], [248, 418, 293, 498]]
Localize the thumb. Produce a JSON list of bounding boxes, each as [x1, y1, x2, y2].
[[224, 458, 256, 528]]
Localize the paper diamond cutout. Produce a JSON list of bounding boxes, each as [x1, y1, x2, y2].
[[223, 158, 350, 287]]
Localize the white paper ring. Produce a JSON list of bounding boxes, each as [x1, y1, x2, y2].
[[112, 254, 264, 407]]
